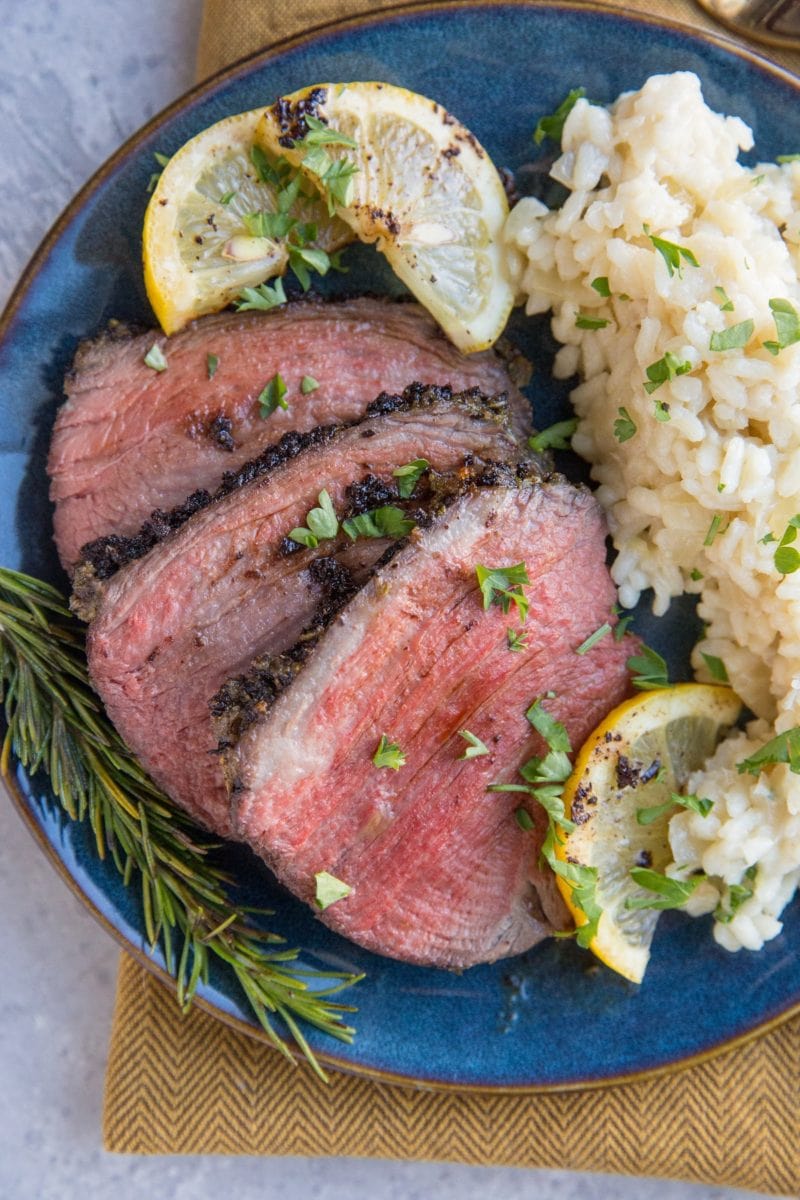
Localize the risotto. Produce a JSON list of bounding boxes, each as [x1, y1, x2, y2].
[[505, 71, 800, 952]]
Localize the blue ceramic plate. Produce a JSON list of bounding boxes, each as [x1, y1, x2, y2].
[[3, 1, 800, 1091]]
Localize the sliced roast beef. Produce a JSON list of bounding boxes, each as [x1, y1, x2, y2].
[[82, 386, 526, 837], [49, 297, 532, 569], [216, 479, 634, 970]]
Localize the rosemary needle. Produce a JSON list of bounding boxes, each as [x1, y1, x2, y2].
[[0, 566, 360, 1080]]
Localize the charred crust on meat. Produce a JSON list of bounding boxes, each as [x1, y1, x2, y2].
[[346, 474, 395, 514], [271, 87, 327, 147], [73, 383, 518, 597], [208, 414, 235, 452]]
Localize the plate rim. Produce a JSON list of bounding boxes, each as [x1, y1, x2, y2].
[[3, 0, 800, 1093]]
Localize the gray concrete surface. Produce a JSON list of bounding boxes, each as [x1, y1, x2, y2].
[[0, 1, 788, 1197]]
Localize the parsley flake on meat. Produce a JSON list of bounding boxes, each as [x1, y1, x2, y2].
[[143, 344, 168, 372], [575, 622, 612, 656], [288, 488, 339, 549], [458, 730, 489, 759], [507, 627, 528, 652], [314, 870, 352, 910], [392, 458, 429, 498], [206, 353, 219, 380], [475, 562, 530, 622], [300, 374, 319, 394], [372, 734, 406, 770], [258, 372, 289, 418], [342, 506, 415, 541]]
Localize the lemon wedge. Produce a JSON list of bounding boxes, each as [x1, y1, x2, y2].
[[143, 109, 352, 334], [255, 82, 514, 353], [555, 684, 742, 983]]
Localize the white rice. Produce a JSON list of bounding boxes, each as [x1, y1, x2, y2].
[[504, 71, 800, 952]]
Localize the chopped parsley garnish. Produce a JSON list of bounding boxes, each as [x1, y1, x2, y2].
[[314, 870, 351, 910], [258, 372, 288, 418], [613, 610, 634, 641], [288, 244, 331, 291], [507, 627, 528, 653], [342, 506, 415, 541], [690, 567, 704, 581], [288, 489, 339, 549], [300, 375, 319, 394], [242, 209, 293, 240], [373, 734, 406, 770], [709, 319, 754, 352], [714, 286, 734, 312], [777, 154, 800, 163], [206, 353, 219, 380], [760, 531, 777, 546], [575, 313, 611, 330], [700, 651, 728, 682], [636, 791, 713, 826], [627, 644, 669, 691], [542, 823, 602, 947], [458, 730, 489, 759], [528, 419, 578, 453], [715, 866, 757, 924], [704, 513, 727, 546], [737, 727, 800, 776], [533, 87, 586, 145], [613, 406, 637, 443], [250, 144, 293, 187], [235, 278, 287, 311], [146, 150, 170, 193], [591, 276, 611, 297], [625, 867, 702, 910], [302, 114, 358, 149], [653, 397, 671, 422], [475, 563, 530, 623], [526, 696, 571, 753], [644, 226, 700, 277], [515, 808, 535, 831], [772, 515, 800, 575], [644, 351, 692, 394], [219, 190, 236, 206], [143, 344, 167, 372], [575, 622, 612, 656], [392, 458, 430, 498], [763, 298, 800, 355]]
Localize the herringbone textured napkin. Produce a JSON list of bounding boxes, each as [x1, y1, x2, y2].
[[104, 2, 800, 1191]]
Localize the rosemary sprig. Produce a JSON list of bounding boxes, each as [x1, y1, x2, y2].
[[0, 567, 361, 1080]]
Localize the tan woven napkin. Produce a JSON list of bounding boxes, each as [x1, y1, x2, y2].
[[104, 2, 800, 1190]]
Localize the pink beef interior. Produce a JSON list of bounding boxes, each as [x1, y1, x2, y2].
[[50, 298, 531, 569], [85, 392, 519, 837], [227, 480, 634, 969]]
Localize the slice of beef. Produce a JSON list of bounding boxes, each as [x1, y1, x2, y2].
[[83, 386, 526, 838], [217, 479, 635, 970], [49, 296, 532, 570]]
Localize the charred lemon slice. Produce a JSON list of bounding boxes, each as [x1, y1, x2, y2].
[[556, 684, 742, 983], [143, 109, 351, 334], [256, 82, 514, 352]]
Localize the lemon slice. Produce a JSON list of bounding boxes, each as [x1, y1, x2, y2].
[[143, 109, 352, 334], [255, 83, 514, 352], [555, 684, 742, 983]]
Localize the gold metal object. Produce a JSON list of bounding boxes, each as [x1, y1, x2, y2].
[[695, 0, 800, 49]]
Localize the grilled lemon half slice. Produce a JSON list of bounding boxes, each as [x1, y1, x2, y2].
[[256, 82, 514, 353], [555, 684, 742, 983]]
